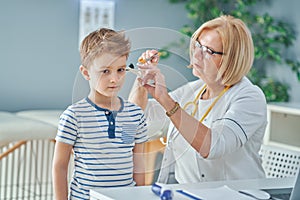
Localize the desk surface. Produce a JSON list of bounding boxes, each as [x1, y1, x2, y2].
[[90, 177, 295, 200]]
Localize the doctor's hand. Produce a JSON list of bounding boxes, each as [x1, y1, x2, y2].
[[137, 50, 168, 102]]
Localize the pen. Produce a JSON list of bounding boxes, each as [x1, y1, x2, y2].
[[138, 52, 161, 64], [176, 190, 203, 200]]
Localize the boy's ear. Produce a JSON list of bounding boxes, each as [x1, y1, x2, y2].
[[79, 65, 90, 80]]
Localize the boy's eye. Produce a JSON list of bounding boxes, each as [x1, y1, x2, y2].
[[118, 68, 126, 72], [102, 69, 110, 74]]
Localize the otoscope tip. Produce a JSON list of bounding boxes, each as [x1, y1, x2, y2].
[[129, 63, 135, 69]]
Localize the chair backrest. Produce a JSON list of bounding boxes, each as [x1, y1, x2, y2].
[[259, 144, 300, 178], [0, 139, 74, 200]]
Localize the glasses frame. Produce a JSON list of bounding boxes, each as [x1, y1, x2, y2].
[[195, 41, 224, 55]]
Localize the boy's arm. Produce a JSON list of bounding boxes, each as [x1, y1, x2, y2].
[[52, 141, 73, 200], [128, 79, 148, 110], [133, 143, 146, 186]]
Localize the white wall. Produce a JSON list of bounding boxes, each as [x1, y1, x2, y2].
[[0, 0, 80, 112], [0, 0, 191, 112], [0, 0, 299, 112]]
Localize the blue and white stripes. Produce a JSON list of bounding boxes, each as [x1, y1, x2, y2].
[[55, 98, 148, 199]]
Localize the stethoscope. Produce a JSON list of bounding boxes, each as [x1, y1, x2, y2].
[[164, 84, 231, 182], [182, 84, 207, 117], [183, 84, 231, 120], [162, 84, 231, 144]]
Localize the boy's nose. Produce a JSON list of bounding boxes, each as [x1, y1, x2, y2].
[[109, 72, 120, 82]]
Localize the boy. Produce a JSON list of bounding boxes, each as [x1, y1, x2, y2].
[[52, 28, 148, 200]]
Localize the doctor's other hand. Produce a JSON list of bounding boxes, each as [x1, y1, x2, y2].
[[137, 50, 168, 102]]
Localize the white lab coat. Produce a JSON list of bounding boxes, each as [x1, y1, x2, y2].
[[145, 77, 267, 183]]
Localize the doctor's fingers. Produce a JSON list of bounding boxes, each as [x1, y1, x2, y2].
[[138, 63, 158, 70], [141, 67, 161, 85], [138, 50, 159, 65], [145, 49, 159, 60], [146, 49, 160, 64], [144, 71, 168, 99], [152, 72, 168, 100]]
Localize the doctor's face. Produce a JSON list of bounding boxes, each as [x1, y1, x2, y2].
[[192, 29, 224, 83]]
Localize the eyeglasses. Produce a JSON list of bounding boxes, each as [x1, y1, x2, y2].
[[195, 41, 224, 55]]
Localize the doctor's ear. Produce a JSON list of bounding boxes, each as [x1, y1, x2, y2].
[[79, 65, 90, 80]]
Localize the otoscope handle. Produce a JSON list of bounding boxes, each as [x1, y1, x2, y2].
[[151, 182, 173, 200]]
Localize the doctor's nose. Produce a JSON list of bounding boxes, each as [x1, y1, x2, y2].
[[193, 48, 205, 60]]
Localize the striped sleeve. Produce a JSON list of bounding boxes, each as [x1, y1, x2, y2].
[[55, 106, 78, 145]]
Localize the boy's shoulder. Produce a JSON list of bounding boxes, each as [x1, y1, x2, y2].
[[67, 98, 89, 109], [62, 98, 90, 115]]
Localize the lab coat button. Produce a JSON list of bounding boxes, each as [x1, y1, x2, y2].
[[201, 174, 205, 178]]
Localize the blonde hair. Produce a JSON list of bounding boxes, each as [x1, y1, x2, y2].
[[190, 15, 254, 86], [80, 28, 131, 68]]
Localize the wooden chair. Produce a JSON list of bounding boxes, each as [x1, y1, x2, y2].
[[0, 110, 70, 200]]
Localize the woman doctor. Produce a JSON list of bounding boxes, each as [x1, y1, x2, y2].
[[129, 15, 267, 183]]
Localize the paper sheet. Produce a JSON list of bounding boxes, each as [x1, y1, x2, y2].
[[174, 185, 255, 200]]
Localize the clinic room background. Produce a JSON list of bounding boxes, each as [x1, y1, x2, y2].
[[1, 0, 300, 112]]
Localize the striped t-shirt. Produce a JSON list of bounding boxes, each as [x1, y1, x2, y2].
[[55, 97, 148, 200]]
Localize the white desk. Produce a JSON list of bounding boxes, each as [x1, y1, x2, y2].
[[90, 177, 295, 200]]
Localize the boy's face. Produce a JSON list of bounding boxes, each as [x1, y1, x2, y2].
[[83, 53, 127, 98]]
